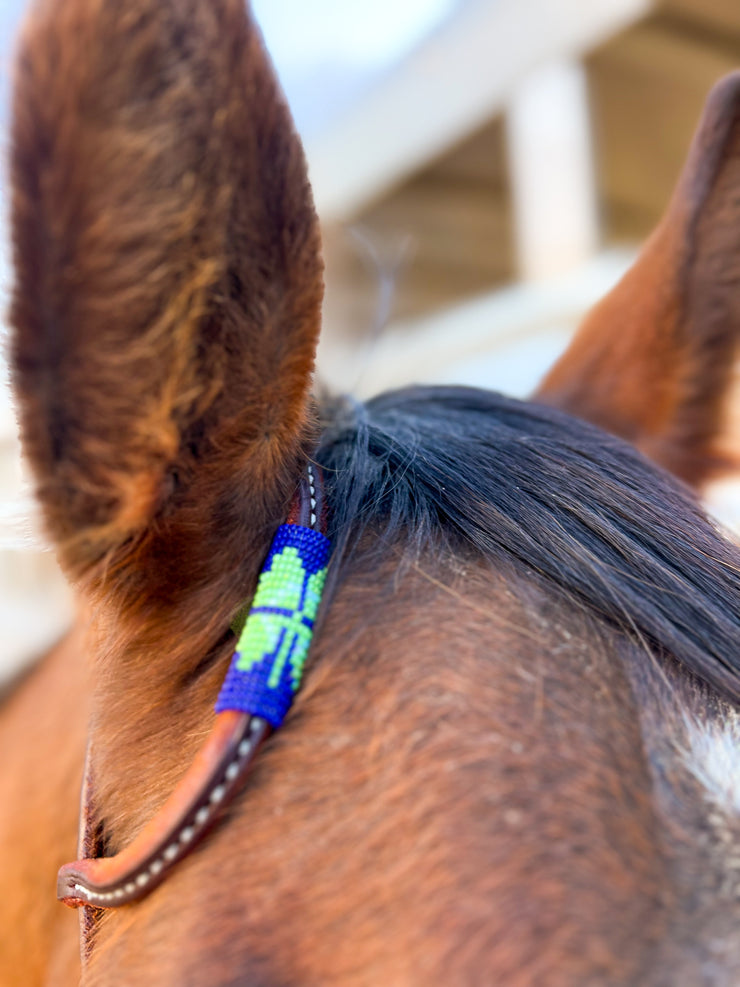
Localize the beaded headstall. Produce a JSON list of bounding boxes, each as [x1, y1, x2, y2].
[[57, 464, 330, 910]]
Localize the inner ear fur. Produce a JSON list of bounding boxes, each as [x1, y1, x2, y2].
[[10, 0, 323, 581], [536, 72, 740, 490]]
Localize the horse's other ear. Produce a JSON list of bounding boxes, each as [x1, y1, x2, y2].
[[10, 0, 322, 581], [536, 72, 740, 489]]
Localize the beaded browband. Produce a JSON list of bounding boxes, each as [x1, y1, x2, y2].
[[57, 464, 330, 910]]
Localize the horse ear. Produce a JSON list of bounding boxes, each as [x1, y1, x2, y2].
[[536, 72, 740, 489], [10, 0, 322, 581]]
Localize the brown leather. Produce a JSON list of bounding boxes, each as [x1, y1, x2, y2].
[[58, 466, 327, 915], [58, 712, 269, 908]]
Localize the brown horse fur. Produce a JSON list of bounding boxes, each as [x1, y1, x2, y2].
[[1, 1, 740, 984], [536, 72, 740, 489]]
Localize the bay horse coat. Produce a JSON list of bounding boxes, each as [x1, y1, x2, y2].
[[2, 1, 740, 984]]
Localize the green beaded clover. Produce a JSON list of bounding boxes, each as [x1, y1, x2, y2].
[[234, 545, 328, 692]]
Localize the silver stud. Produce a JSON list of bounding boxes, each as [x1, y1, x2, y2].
[[225, 761, 240, 781], [209, 784, 226, 804], [180, 826, 195, 844], [136, 872, 149, 887], [125, 882, 136, 895], [195, 806, 210, 826], [238, 739, 252, 758], [164, 844, 179, 862], [149, 859, 163, 876]]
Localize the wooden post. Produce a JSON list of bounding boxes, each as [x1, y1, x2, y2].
[[506, 59, 599, 281]]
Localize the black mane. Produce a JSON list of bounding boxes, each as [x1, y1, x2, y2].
[[317, 386, 740, 704]]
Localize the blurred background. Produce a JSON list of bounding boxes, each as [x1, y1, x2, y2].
[[1, 0, 740, 677]]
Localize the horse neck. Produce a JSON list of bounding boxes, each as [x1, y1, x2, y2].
[[24, 546, 738, 984], [296, 550, 740, 982], [90, 548, 674, 982]]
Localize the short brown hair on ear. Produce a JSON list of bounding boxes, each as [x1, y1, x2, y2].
[[536, 72, 740, 490], [10, 0, 323, 589]]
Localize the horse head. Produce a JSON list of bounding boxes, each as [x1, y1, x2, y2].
[[3, 1, 740, 984]]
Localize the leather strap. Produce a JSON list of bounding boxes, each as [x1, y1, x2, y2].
[[59, 465, 326, 917]]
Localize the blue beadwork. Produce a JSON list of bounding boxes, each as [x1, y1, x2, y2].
[[215, 524, 331, 728]]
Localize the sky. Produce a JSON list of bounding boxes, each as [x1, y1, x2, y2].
[[253, 0, 459, 137]]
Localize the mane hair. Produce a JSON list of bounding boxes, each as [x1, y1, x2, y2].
[[317, 386, 740, 704]]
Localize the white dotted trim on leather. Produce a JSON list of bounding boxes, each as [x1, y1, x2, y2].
[[71, 718, 264, 906], [307, 464, 317, 529]]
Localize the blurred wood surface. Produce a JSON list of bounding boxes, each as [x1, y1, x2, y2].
[[307, 0, 653, 222], [589, 15, 740, 242], [318, 1, 740, 395]]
